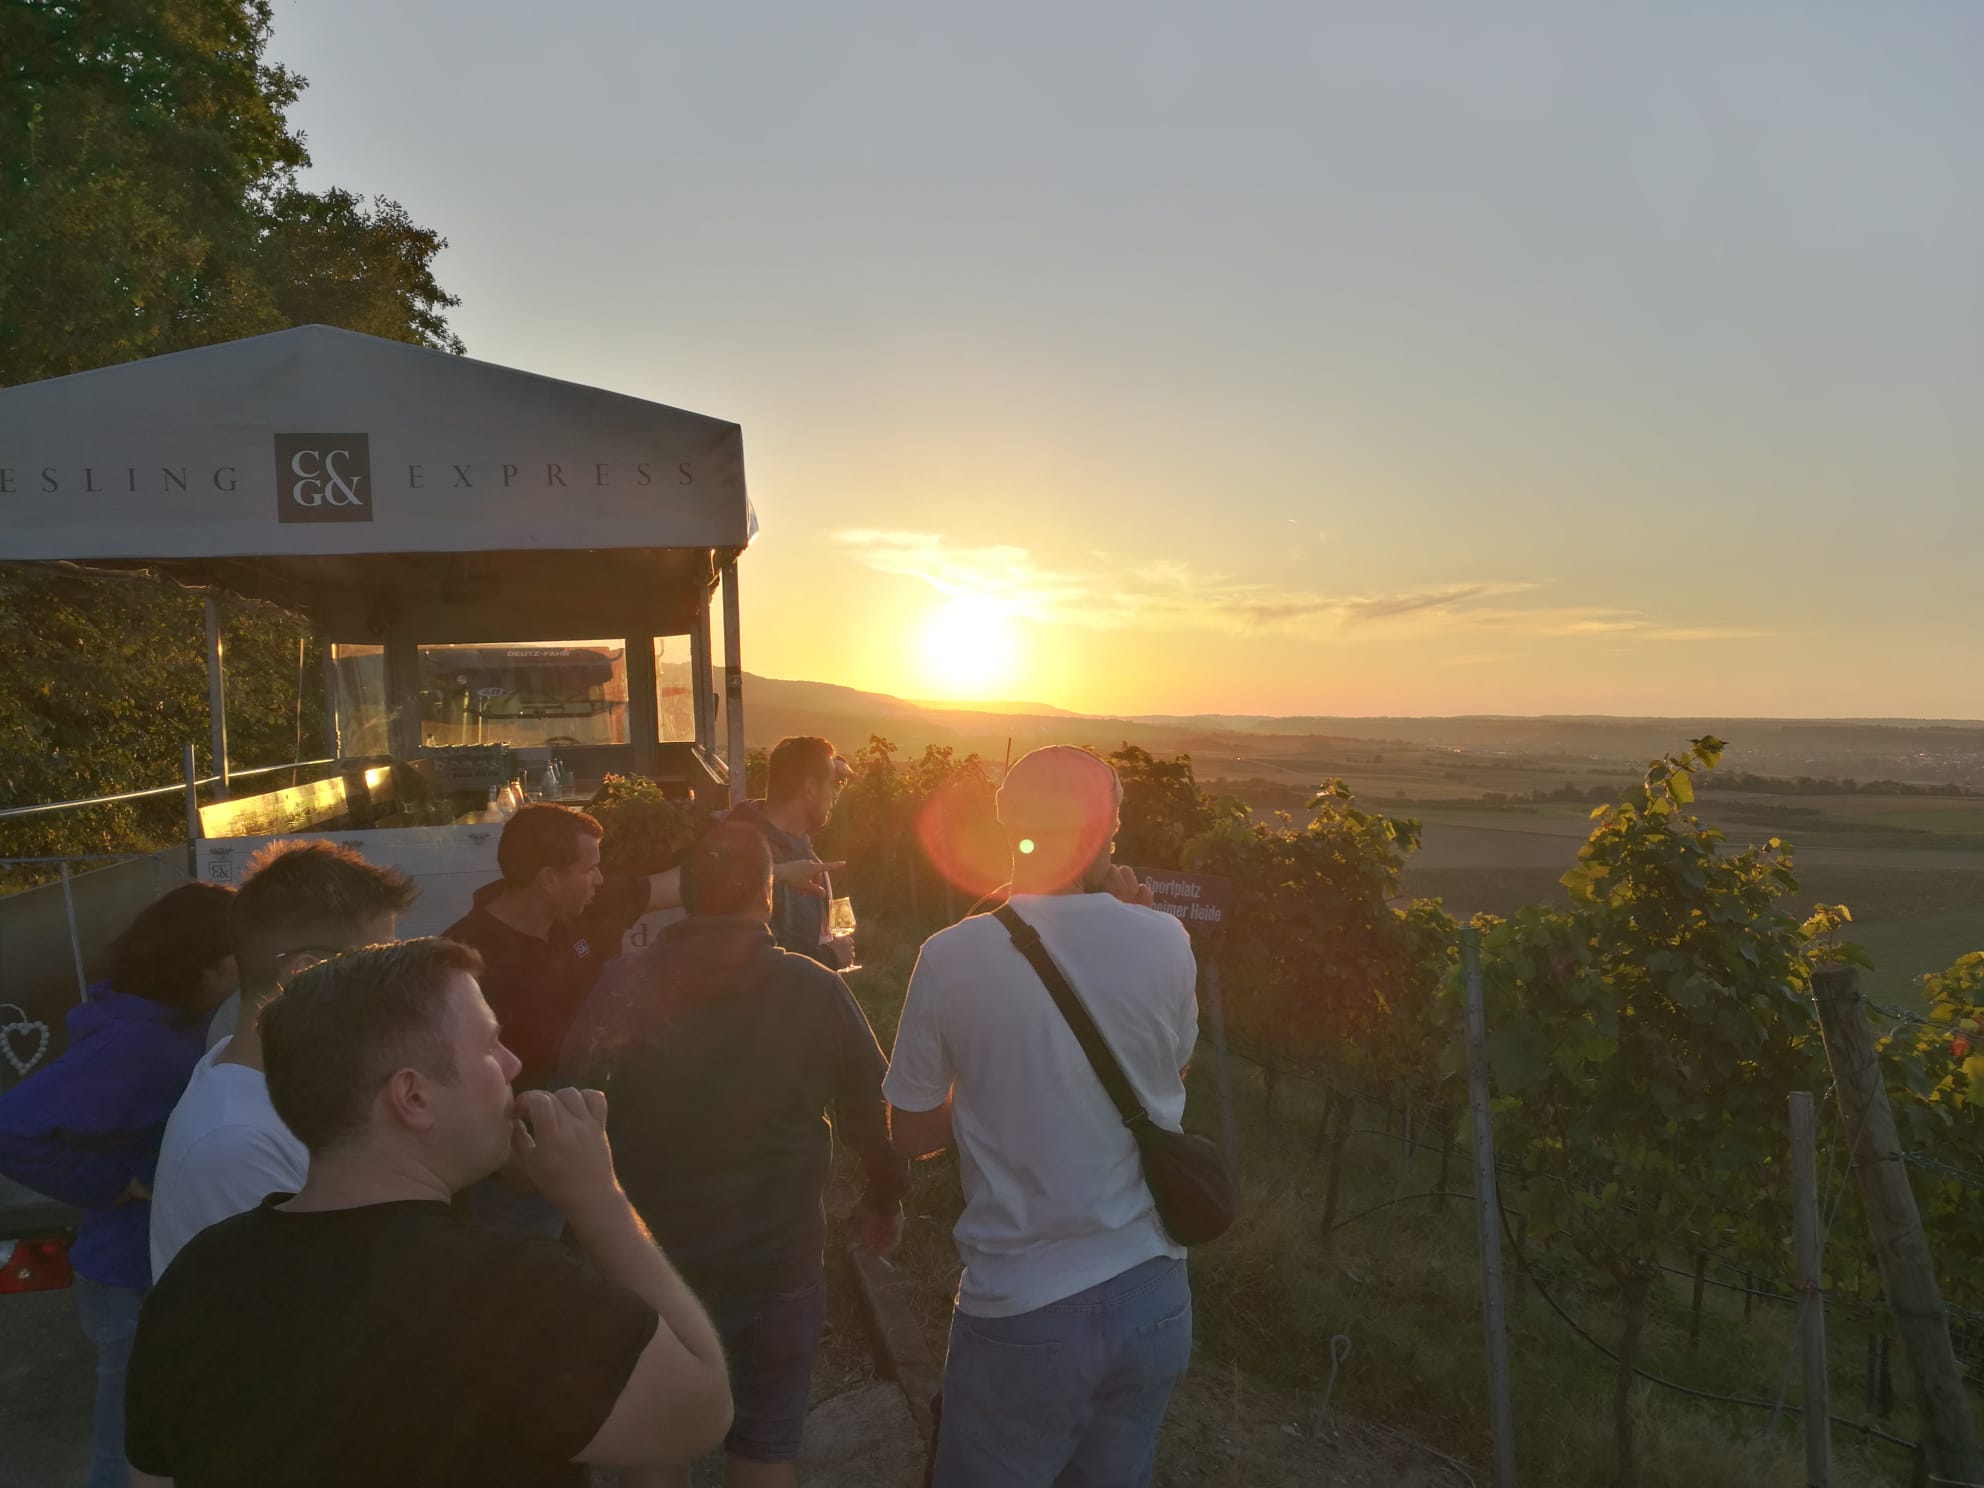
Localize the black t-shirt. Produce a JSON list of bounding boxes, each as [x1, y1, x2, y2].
[[445, 875, 652, 1090], [126, 1196, 659, 1488]]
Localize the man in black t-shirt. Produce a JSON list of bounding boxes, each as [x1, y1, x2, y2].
[[125, 938, 732, 1488]]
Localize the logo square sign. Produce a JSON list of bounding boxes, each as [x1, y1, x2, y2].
[[274, 433, 373, 523]]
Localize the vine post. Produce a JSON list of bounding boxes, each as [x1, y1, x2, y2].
[[1460, 925, 1518, 1488], [1811, 966, 1982, 1483], [1789, 1091, 1829, 1486]]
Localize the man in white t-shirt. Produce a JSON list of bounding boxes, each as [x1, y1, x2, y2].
[[885, 746, 1199, 1488], [150, 841, 416, 1277]]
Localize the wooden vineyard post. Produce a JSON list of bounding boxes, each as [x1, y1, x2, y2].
[[1689, 1251, 1708, 1355], [1790, 1091, 1830, 1487], [1460, 926, 1519, 1488], [1811, 966, 1982, 1484]]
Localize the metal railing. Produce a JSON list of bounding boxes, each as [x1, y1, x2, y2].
[[0, 757, 338, 825]]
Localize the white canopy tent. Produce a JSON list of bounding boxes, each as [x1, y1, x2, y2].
[[0, 325, 755, 799]]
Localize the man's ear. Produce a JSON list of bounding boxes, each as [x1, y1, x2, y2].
[[381, 1068, 437, 1131]]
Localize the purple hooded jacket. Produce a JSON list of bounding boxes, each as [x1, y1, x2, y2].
[[0, 985, 210, 1288]]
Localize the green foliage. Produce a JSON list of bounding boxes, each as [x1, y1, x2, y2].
[[1468, 738, 1825, 1477], [813, 737, 1001, 925], [589, 773, 701, 877], [1478, 740, 1821, 1266], [1108, 743, 1215, 871], [2, 0, 461, 385], [0, 568, 322, 863], [1187, 775, 1457, 1095]]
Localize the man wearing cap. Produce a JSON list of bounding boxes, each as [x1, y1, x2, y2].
[[884, 746, 1200, 1487]]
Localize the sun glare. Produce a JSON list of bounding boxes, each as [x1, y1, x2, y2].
[[917, 594, 1018, 699]]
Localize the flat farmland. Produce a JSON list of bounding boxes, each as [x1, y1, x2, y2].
[[1356, 786, 1983, 1007]]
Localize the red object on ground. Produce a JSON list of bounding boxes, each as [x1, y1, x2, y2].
[[0, 1237, 74, 1294]]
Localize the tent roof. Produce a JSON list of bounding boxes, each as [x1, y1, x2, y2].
[[0, 325, 755, 563]]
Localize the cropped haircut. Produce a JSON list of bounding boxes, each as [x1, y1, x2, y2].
[[232, 841, 418, 990], [107, 883, 237, 1013], [679, 823, 775, 917], [497, 803, 602, 888], [766, 736, 837, 804], [262, 938, 483, 1155]]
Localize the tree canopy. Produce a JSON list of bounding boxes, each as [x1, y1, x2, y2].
[[1, 0, 462, 386]]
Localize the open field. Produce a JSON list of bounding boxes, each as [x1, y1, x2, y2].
[[1345, 784, 1984, 1008]]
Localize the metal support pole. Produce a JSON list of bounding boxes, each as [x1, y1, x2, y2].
[[721, 558, 746, 806], [183, 741, 202, 877], [625, 634, 659, 777], [1460, 926, 1519, 1488], [58, 863, 89, 1002], [690, 588, 714, 755], [1791, 1091, 1831, 1487], [320, 636, 341, 760], [203, 592, 229, 798], [383, 633, 421, 763]]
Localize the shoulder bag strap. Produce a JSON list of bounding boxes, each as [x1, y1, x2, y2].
[[993, 904, 1151, 1131]]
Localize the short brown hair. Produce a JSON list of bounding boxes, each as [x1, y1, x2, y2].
[[767, 736, 837, 804], [679, 823, 774, 917], [497, 803, 602, 887], [233, 841, 418, 992], [108, 882, 237, 1013], [262, 938, 483, 1154]]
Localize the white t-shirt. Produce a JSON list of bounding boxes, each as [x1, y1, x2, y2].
[[883, 893, 1199, 1317], [149, 1038, 309, 1279]]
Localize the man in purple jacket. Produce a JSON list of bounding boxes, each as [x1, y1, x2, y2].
[[0, 882, 238, 1488]]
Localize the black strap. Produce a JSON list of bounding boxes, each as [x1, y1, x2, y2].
[[993, 905, 1151, 1131]]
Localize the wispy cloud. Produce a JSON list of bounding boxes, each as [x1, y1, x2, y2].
[[832, 530, 1772, 643]]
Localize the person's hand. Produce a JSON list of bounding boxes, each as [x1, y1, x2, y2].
[[775, 859, 846, 899], [114, 1178, 151, 1207], [511, 1087, 618, 1217], [1102, 864, 1154, 908], [851, 1205, 904, 1258]]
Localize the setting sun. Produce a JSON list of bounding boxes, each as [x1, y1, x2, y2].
[[916, 594, 1019, 699]]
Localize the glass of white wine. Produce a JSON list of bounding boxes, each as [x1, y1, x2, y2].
[[827, 896, 859, 973]]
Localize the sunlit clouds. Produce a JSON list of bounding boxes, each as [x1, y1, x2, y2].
[[834, 530, 1770, 646]]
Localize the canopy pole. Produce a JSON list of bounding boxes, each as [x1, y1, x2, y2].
[[690, 587, 714, 757], [320, 636, 341, 760], [203, 593, 229, 799], [626, 634, 660, 779], [721, 558, 746, 805], [384, 633, 421, 763]]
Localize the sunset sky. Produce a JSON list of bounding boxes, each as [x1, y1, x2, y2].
[[273, 2, 1981, 719]]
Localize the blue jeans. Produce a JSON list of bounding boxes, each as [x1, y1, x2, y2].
[[934, 1256, 1192, 1488], [702, 1277, 829, 1463], [73, 1276, 145, 1488]]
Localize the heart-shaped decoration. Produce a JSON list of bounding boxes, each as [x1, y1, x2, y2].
[[1, 1019, 50, 1077]]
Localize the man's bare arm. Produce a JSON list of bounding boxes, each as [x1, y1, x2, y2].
[[130, 1472, 173, 1487], [891, 1096, 954, 1160]]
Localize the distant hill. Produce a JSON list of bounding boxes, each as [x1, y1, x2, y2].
[[737, 677, 1984, 791]]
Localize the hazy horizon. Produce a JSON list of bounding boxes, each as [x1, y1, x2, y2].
[[271, 2, 1983, 718]]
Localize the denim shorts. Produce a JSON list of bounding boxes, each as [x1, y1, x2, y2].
[[934, 1255, 1192, 1488], [703, 1277, 829, 1463]]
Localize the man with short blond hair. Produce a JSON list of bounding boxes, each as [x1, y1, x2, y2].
[[126, 937, 733, 1485]]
